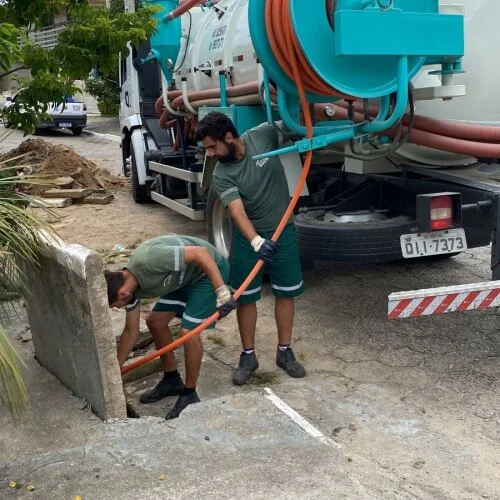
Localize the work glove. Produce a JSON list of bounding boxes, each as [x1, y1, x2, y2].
[[216, 284, 237, 319], [251, 235, 279, 263]]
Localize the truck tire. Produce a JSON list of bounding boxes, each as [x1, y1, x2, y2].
[[130, 142, 150, 204], [295, 211, 415, 263], [206, 185, 232, 259], [72, 127, 83, 136]]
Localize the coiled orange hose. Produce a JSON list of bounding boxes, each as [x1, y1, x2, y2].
[[265, 0, 350, 99]]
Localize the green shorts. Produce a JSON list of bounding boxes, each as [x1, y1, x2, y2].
[[230, 223, 304, 305], [152, 259, 230, 331]]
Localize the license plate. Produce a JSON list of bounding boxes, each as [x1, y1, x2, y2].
[[59, 122, 72, 128], [400, 228, 467, 259]]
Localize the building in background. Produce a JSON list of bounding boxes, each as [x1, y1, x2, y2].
[[23, 0, 109, 50], [0, 1, 110, 109]]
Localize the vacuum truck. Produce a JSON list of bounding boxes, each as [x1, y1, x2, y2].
[[119, 0, 500, 293]]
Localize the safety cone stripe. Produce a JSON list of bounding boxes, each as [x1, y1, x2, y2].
[[388, 280, 500, 319]]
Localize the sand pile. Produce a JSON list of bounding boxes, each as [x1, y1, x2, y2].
[[0, 138, 128, 194]]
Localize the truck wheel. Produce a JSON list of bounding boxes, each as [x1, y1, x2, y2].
[[130, 142, 150, 204], [72, 127, 83, 136], [295, 210, 415, 263], [206, 185, 233, 259]]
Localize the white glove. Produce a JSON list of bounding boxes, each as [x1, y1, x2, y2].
[[215, 284, 232, 307], [251, 235, 265, 252]]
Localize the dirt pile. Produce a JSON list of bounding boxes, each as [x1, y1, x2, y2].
[[0, 138, 128, 194]]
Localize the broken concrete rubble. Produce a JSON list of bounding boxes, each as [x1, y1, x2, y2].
[[30, 197, 73, 208]]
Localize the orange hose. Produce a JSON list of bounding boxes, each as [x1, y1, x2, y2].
[[315, 102, 500, 158], [266, 0, 350, 99], [121, 0, 316, 376], [336, 100, 500, 142], [167, 0, 203, 21]]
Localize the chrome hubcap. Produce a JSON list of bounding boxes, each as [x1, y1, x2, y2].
[[212, 198, 233, 259], [321, 211, 389, 223]]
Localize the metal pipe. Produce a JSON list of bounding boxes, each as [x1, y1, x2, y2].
[[360, 56, 409, 134], [375, 95, 390, 122], [462, 200, 493, 212], [277, 88, 349, 136], [218, 71, 227, 107], [181, 78, 197, 114], [169, 81, 260, 109], [263, 70, 273, 123], [163, 88, 189, 117]]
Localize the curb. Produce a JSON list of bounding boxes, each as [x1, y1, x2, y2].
[[83, 129, 121, 142]]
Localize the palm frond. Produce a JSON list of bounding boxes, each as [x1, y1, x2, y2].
[[0, 172, 58, 422], [0, 324, 28, 423]]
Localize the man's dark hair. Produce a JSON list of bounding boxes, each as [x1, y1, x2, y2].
[[104, 270, 125, 306], [194, 111, 239, 142]]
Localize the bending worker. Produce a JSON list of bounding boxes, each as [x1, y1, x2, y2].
[[105, 234, 236, 419], [195, 112, 306, 385]]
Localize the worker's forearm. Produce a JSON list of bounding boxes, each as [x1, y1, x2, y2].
[[195, 249, 225, 290], [117, 328, 139, 367], [229, 205, 258, 242]]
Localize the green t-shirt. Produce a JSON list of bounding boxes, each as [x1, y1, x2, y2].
[[125, 234, 224, 304], [212, 123, 292, 232]]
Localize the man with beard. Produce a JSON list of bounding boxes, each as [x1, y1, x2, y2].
[[194, 112, 306, 385]]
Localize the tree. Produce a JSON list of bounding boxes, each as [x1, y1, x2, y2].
[[84, 0, 126, 116], [0, 0, 157, 131], [0, 0, 157, 421]]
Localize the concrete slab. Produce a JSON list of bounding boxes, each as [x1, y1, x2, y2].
[[0, 333, 365, 500], [22, 238, 126, 420]]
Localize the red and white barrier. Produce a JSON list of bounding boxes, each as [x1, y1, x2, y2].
[[388, 281, 500, 319]]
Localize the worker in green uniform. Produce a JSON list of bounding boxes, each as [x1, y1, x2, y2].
[[105, 234, 236, 419], [195, 112, 306, 385]]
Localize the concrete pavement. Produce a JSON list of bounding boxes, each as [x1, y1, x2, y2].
[[1, 127, 499, 499], [1, 321, 364, 500]]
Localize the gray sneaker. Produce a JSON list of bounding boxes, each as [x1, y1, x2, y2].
[[233, 351, 259, 385], [276, 348, 306, 378]]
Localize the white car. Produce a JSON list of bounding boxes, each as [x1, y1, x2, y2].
[[3, 91, 87, 136]]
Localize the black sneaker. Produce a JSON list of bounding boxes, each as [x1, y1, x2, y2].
[[276, 348, 306, 378], [139, 375, 184, 404], [165, 392, 200, 420], [233, 351, 259, 385]]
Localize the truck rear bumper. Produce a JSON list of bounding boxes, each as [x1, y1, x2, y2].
[[39, 114, 87, 129]]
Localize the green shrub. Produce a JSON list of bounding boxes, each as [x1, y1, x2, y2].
[[97, 100, 120, 116], [85, 77, 120, 116]]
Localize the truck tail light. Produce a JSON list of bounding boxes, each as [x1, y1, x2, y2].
[[416, 192, 462, 233], [83, 104, 87, 112], [430, 195, 453, 230]]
